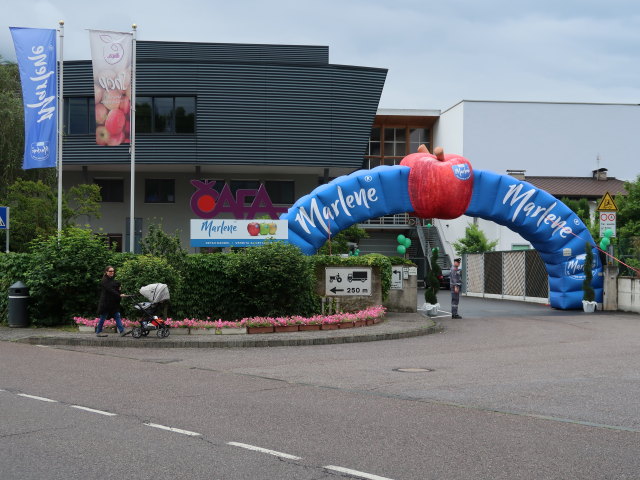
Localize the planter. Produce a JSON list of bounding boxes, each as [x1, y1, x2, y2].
[[170, 327, 190, 335], [78, 325, 95, 333], [365, 318, 375, 326], [354, 320, 365, 328], [299, 324, 321, 331], [274, 325, 299, 333], [372, 317, 383, 324], [218, 327, 247, 335], [190, 328, 217, 335], [338, 322, 354, 329], [582, 300, 597, 313], [247, 326, 275, 334], [321, 324, 339, 330]]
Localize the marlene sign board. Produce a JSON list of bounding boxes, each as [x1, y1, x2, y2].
[[190, 219, 288, 247]]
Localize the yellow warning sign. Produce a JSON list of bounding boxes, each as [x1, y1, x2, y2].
[[597, 192, 618, 211]]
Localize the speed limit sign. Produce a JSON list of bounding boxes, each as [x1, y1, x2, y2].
[[599, 211, 616, 238]]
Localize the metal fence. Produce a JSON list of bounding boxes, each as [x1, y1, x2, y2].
[[464, 250, 549, 302]]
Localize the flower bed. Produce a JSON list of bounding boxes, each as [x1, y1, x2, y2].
[[73, 306, 387, 335]]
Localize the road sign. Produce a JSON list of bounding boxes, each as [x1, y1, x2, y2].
[[597, 192, 618, 211], [0, 207, 7, 230], [599, 211, 616, 238], [391, 266, 403, 289], [325, 267, 372, 296]]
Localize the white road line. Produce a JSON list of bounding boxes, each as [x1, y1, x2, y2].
[[71, 405, 117, 416], [35, 345, 49, 347], [227, 441, 301, 460], [324, 465, 394, 480], [17, 393, 58, 403], [144, 422, 201, 436]]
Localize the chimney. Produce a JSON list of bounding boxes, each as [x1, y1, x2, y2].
[[506, 169, 526, 180], [592, 168, 608, 181]]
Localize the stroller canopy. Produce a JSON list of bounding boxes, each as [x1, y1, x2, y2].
[[139, 283, 170, 303]]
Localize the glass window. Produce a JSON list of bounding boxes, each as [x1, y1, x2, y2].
[[175, 97, 195, 133], [136, 97, 152, 133], [65, 97, 96, 135], [384, 128, 406, 156], [94, 178, 124, 203], [410, 128, 430, 153], [368, 127, 381, 156], [153, 97, 174, 133], [231, 180, 260, 205], [144, 179, 175, 203], [265, 181, 294, 205]]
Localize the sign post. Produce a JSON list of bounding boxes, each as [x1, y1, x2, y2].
[[0, 207, 9, 252], [597, 192, 618, 238]]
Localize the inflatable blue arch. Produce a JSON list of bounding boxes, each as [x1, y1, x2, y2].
[[281, 165, 603, 310]]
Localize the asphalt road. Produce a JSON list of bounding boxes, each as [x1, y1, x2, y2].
[[1, 297, 639, 480]]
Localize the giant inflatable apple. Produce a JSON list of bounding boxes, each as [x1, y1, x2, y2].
[[400, 145, 474, 219]]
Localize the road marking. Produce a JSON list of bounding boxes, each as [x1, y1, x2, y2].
[[144, 422, 201, 436], [227, 441, 301, 460], [17, 393, 58, 403], [324, 465, 394, 480], [71, 405, 117, 416], [35, 345, 49, 348]]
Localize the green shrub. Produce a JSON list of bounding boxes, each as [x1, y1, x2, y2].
[[26, 228, 114, 326], [117, 255, 181, 319], [583, 243, 595, 302], [424, 248, 441, 304], [0, 252, 31, 324]]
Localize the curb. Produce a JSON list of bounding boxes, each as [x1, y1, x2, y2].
[[10, 319, 443, 348]]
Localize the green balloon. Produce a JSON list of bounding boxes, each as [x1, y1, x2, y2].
[[600, 237, 610, 249], [604, 229, 613, 238], [404, 238, 412, 248], [397, 245, 406, 255], [397, 234, 406, 244], [355, 249, 360, 256], [426, 223, 432, 228]]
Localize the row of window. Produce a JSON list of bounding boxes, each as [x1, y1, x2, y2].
[[367, 127, 429, 157], [95, 178, 295, 205], [65, 96, 196, 135]]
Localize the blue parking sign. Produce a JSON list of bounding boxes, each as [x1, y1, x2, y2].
[[0, 207, 8, 230]]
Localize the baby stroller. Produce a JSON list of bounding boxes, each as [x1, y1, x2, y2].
[[131, 283, 171, 339]]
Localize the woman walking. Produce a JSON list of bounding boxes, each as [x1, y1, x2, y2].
[[96, 266, 126, 337]]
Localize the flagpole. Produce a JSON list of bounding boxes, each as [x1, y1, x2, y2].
[[129, 23, 137, 253], [57, 20, 64, 236]]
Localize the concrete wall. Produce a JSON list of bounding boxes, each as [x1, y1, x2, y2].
[[384, 266, 417, 313], [617, 277, 640, 314]]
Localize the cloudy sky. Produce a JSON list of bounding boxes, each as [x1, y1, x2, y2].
[[2, 0, 640, 110]]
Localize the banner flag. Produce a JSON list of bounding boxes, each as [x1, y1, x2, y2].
[[88, 30, 133, 146], [9, 27, 58, 169]]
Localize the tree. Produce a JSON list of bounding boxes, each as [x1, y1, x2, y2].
[[615, 175, 640, 275], [318, 224, 369, 255], [453, 223, 498, 255], [140, 222, 187, 271], [2, 179, 102, 252], [0, 58, 55, 200], [424, 247, 441, 305]]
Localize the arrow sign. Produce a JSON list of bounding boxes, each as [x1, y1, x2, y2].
[[330, 287, 344, 294]]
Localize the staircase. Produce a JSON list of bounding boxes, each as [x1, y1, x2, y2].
[[416, 223, 451, 270]]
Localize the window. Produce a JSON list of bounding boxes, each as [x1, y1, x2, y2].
[[145, 179, 175, 203], [384, 128, 406, 157], [368, 127, 380, 156], [136, 96, 195, 134], [265, 181, 294, 205], [64, 97, 96, 135], [94, 178, 124, 203], [409, 128, 429, 153], [230, 180, 260, 205]]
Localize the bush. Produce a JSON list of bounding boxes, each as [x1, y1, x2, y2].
[[424, 248, 441, 305], [117, 255, 181, 319], [26, 228, 115, 326], [0, 252, 31, 324]]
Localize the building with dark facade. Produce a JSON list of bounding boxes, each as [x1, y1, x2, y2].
[[62, 40, 387, 251]]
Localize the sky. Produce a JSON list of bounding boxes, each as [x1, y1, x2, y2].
[[2, 0, 640, 111]]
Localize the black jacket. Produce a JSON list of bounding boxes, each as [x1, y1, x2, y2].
[[97, 276, 121, 317]]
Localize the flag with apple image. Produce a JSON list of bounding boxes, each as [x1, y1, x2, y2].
[[88, 30, 132, 146]]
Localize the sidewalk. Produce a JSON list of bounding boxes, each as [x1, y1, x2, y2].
[[0, 312, 442, 348]]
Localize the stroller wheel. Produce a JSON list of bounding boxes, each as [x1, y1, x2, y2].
[[132, 327, 142, 339], [142, 329, 150, 336], [156, 328, 164, 338], [162, 327, 170, 338]]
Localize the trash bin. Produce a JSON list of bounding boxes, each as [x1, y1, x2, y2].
[[8, 281, 29, 328]]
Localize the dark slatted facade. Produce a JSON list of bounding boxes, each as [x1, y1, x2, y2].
[[62, 41, 386, 167]]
